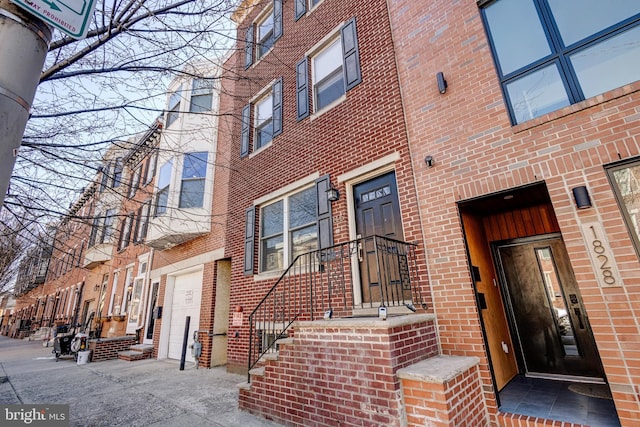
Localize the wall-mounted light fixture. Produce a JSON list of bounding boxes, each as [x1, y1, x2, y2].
[[572, 186, 592, 209], [326, 186, 339, 203], [425, 155, 434, 168], [436, 72, 447, 94], [94, 283, 100, 292]]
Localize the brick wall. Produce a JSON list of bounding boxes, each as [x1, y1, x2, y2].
[[399, 356, 485, 427], [240, 315, 438, 427], [221, 0, 433, 373], [89, 336, 136, 362], [387, 0, 640, 425]]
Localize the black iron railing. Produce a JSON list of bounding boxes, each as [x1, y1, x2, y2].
[[247, 235, 425, 378]]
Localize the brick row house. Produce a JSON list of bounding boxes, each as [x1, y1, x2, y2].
[[7, 0, 640, 426], [223, 0, 640, 426]]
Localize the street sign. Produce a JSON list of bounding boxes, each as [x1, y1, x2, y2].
[[11, 0, 96, 39]]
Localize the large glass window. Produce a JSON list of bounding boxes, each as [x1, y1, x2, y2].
[[607, 159, 640, 257], [155, 160, 172, 215], [260, 187, 318, 272], [255, 94, 273, 150], [482, 0, 640, 124], [179, 152, 208, 208], [313, 38, 345, 111]]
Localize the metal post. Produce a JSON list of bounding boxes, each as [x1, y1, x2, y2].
[[179, 316, 190, 371], [0, 0, 51, 209]]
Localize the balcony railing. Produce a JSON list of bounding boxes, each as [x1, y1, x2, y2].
[[247, 235, 426, 378]]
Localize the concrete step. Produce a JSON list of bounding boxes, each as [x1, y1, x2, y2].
[[117, 350, 149, 362], [129, 344, 154, 353]]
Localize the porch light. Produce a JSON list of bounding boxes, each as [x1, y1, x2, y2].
[[436, 71, 447, 94], [326, 186, 339, 203], [572, 186, 592, 209]]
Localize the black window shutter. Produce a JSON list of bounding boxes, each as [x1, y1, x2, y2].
[[296, 57, 309, 121], [243, 206, 256, 275], [315, 175, 334, 249], [274, 0, 283, 41], [244, 25, 254, 69], [294, 0, 306, 21], [240, 103, 251, 157], [341, 17, 362, 91], [272, 78, 283, 137]]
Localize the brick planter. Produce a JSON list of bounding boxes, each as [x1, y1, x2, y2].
[[88, 336, 137, 362]]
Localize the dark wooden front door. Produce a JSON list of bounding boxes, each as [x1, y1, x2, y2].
[[354, 172, 404, 304], [496, 236, 605, 381]]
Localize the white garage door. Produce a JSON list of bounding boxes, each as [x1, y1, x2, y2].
[[167, 269, 202, 362]]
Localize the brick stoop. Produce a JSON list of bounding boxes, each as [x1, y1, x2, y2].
[[239, 314, 439, 427], [117, 344, 154, 362]]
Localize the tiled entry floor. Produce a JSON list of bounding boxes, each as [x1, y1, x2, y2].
[[499, 376, 621, 427]]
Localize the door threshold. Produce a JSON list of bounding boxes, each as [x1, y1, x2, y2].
[[525, 372, 605, 384]]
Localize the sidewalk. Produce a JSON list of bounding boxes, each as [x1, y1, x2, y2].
[[0, 336, 283, 426]]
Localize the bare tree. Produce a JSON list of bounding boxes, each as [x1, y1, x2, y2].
[[3, 0, 244, 252], [0, 214, 28, 293]]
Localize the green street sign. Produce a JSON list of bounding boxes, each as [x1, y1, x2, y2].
[[11, 0, 96, 39]]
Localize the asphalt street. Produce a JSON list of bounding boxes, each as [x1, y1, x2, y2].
[[0, 336, 283, 427]]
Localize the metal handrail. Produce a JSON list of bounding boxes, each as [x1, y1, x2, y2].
[[247, 235, 425, 380]]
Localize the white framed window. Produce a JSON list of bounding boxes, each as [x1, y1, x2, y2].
[[257, 9, 275, 59], [145, 151, 158, 185], [295, 0, 324, 19], [108, 271, 119, 315], [313, 38, 344, 111], [244, 0, 282, 68], [259, 186, 318, 272], [166, 87, 182, 127], [240, 79, 282, 157], [190, 79, 213, 113], [179, 152, 208, 208], [255, 93, 274, 150], [121, 266, 134, 315], [155, 160, 173, 215], [296, 18, 361, 120]]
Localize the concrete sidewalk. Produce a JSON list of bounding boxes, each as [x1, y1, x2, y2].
[[0, 336, 283, 426]]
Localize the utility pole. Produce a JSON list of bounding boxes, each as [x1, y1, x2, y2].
[[0, 0, 51, 210]]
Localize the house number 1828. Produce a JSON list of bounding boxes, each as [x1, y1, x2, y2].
[[581, 222, 623, 288]]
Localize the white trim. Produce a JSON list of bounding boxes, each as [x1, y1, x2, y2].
[[149, 248, 224, 279], [305, 21, 345, 58], [337, 152, 399, 183], [254, 172, 320, 205], [158, 265, 204, 361]]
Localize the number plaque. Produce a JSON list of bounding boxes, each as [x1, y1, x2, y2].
[[580, 222, 623, 288]]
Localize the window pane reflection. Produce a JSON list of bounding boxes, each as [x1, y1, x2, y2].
[[548, 0, 640, 46], [571, 26, 640, 99], [484, 0, 551, 75], [505, 64, 570, 123], [536, 247, 579, 357]]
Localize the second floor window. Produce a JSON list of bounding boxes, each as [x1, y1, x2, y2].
[[255, 94, 274, 150], [313, 38, 344, 111], [179, 152, 208, 209], [156, 160, 172, 215], [481, 0, 640, 124], [101, 209, 116, 244]]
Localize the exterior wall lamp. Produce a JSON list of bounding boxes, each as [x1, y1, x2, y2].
[[436, 72, 447, 94], [572, 186, 592, 209], [326, 186, 339, 203]]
